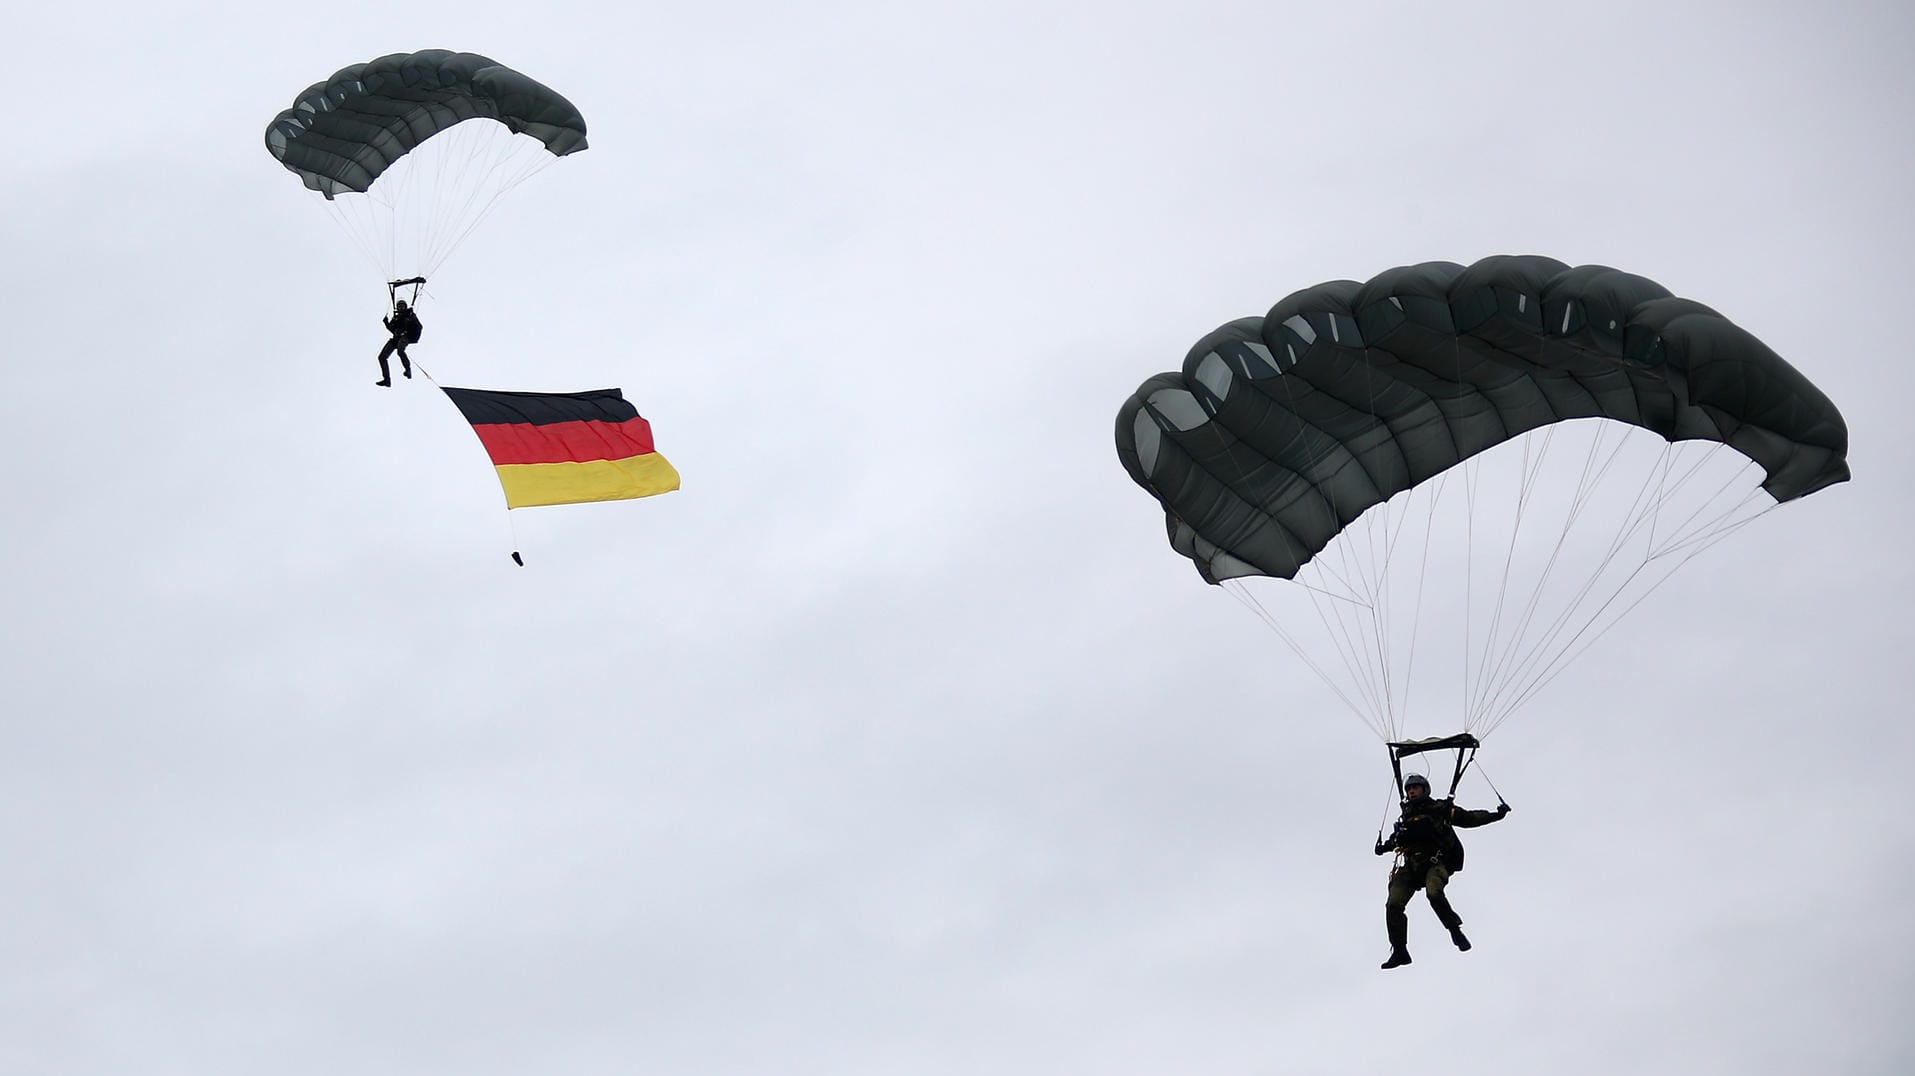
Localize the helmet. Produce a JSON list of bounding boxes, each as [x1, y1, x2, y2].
[[1402, 773, 1430, 794]]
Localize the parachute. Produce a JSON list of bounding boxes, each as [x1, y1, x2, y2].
[[1115, 255, 1849, 749], [264, 54, 667, 563], [264, 50, 588, 283]]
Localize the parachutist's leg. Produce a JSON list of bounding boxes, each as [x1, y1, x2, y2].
[[1423, 865, 1461, 929], [1425, 865, 1471, 950], [1382, 869, 1415, 968], [1385, 871, 1415, 949], [398, 344, 412, 378], [375, 339, 396, 387]]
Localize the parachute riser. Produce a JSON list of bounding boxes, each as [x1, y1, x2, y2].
[[1386, 732, 1487, 804], [388, 276, 426, 311]]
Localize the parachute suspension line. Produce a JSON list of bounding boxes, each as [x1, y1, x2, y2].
[[1448, 422, 1572, 732], [1646, 427, 1677, 552], [1454, 336, 1481, 735], [1486, 436, 1685, 677], [321, 193, 393, 280], [428, 118, 492, 270], [1299, 537, 1370, 607], [421, 120, 493, 277], [1473, 450, 1777, 737], [312, 121, 567, 285], [313, 137, 427, 282], [506, 508, 526, 567], [1469, 421, 1637, 730], [1361, 423, 1416, 737], [1236, 487, 1390, 732], [1268, 573, 1371, 607], [423, 127, 560, 277], [420, 120, 499, 272], [1224, 581, 1383, 737], [1348, 342, 1440, 735], [1343, 345, 1420, 737], [1378, 767, 1404, 842], [1472, 759, 1509, 808], [1367, 497, 1403, 736], [1301, 538, 1395, 732], [1459, 445, 1492, 731], [1273, 506, 1380, 726], [1466, 419, 1635, 732], [1460, 447, 1476, 733], [1482, 506, 1748, 733], [1465, 424, 1555, 731], [1303, 579, 1393, 727], [1469, 430, 1693, 733], [1394, 472, 1449, 738], [372, 146, 415, 276], [1642, 455, 1769, 560], [1631, 440, 1776, 559], [431, 150, 556, 277], [1267, 363, 1398, 736], [1302, 569, 1393, 735], [1653, 489, 1775, 561], [396, 118, 467, 277], [1367, 426, 1448, 739]]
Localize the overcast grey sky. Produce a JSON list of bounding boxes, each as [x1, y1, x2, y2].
[[4, 2, 1912, 1073]]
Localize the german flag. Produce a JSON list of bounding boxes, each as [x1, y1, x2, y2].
[[442, 387, 680, 509]]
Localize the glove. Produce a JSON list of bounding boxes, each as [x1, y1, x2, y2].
[[1496, 803, 1510, 817], [1373, 839, 1390, 855]]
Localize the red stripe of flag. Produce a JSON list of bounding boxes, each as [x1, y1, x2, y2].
[[469, 417, 658, 466]]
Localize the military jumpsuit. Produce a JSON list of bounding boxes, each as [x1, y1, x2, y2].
[[1378, 796, 1506, 949]]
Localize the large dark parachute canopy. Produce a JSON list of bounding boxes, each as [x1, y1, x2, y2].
[[265, 50, 588, 199], [1115, 255, 1850, 584]]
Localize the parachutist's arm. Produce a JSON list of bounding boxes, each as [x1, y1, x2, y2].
[[1375, 822, 1402, 854], [1448, 806, 1506, 829]]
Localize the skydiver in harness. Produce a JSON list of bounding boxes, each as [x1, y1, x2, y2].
[[1375, 772, 1509, 969], [375, 278, 426, 387]]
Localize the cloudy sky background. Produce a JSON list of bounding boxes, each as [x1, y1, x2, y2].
[[4, 2, 1911, 1072]]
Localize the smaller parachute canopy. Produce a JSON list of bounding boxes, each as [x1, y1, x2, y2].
[[265, 50, 588, 198]]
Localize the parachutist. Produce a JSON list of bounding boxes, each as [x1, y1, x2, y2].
[[375, 300, 422, 387], [1376, 773, 1508, 970]]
